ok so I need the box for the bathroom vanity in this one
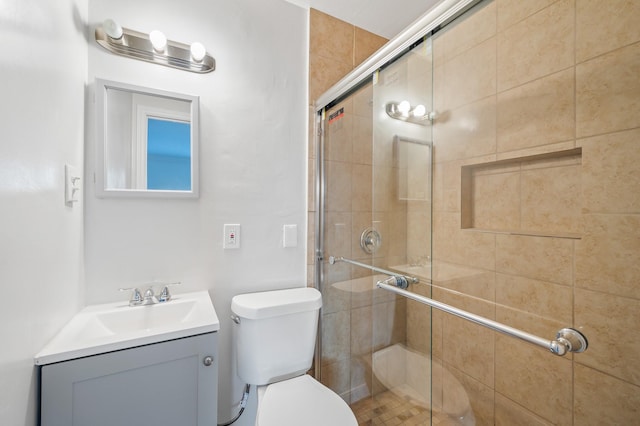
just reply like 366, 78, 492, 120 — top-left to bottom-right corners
35, 291, 219, 426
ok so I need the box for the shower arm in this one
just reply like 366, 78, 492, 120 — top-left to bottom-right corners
328, 256, 419, 285
377, 280, 588, 357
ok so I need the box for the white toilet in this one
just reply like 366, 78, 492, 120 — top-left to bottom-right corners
231, 287, 357, 426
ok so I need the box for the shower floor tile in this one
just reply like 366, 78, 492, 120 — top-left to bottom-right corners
351, 390, 457, 426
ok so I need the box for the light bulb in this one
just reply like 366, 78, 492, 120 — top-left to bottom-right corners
397, 101, 411, 115
190, 42, 206, 62
149, 30, 167, 52
412, 104, 426, 118
103, 18, 123, 40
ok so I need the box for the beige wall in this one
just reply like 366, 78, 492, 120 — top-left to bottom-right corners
311, 0, 640, 424
307, 9, 391, 404
428, 0, 640, 424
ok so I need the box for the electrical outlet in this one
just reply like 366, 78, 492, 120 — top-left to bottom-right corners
223, 224, 240, 249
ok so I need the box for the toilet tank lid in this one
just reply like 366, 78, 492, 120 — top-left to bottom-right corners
231, 287, 321, 320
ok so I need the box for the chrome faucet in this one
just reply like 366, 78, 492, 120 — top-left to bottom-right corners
120, 282, 181, 306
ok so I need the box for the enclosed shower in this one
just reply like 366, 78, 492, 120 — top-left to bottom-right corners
306, 0, 640, 424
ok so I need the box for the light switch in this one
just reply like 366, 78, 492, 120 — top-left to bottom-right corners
223, 224, 240, 249
65, 164, 81, 206
283, 224, 297, 248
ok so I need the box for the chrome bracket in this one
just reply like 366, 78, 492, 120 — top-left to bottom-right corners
550, 328, 588, 356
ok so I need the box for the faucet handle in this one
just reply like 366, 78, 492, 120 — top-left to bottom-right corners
119, 287, 143, 306
157, 282, 181, 302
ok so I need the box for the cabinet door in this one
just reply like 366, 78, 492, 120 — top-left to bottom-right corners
41, 332, 217, 426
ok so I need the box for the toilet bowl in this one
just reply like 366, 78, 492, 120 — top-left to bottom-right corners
232, 287, 357, 426
256, 375, 356, 426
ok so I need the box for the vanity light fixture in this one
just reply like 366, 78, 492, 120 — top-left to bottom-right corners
190, 42, 206, 62
95, 19, 215, 73
149, 30, 167, 52
386, 101, 435, 125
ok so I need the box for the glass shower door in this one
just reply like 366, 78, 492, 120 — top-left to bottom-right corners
366, 38, 438, 425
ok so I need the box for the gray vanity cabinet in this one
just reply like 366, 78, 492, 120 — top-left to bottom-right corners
40, 332, 217, 426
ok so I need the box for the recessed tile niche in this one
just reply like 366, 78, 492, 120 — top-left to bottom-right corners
461, 148, 582, 239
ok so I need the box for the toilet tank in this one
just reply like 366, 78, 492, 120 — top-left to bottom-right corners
231, 287, 322, 386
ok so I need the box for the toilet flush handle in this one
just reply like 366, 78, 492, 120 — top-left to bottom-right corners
231, 314, 240, 324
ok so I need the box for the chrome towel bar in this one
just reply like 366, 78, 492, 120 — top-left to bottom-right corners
377, 281, 588, 357
329, 256, 419, 285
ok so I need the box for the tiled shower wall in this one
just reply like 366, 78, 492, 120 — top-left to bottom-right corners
307, 9, 390, 402
423, 0, 640, 424
307, 9, 387, 284
310, 0, 639, 424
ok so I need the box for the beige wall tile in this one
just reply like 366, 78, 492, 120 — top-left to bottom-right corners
324, 212, 352, 259
372, 166, 393, 212
576, 0, 640, 62
351, 305, 372, 356
349, 356, 370, 402
325, 161, 352, 212
406, 298, 432, 354
472, 170, 521, 230
438, 288, 496, 387
320, 358, 352, 401
433, 96, 497, 162
496, 306, 567, 343
497, 0, 574, 91
442, 37, 497, 110
322, 309, 351, 365
351, 164, 372, 212
446, 365, 495, 426
496, 0, 557, 31
575, 214, 640, 299
574, 363, 640, 425
575, 288, 640, 386
496, 234, 573, 285
495, 140, 576, 162
309, 9, 353, 66
495, 336, 573, 425
431, 309, 444, 361
354, 27, 387, 66
497, 68, 575, 152
373, 300, 406, 350
352, 83, 373, 117
439, 1, 497, 62
441, 315, 495, 388
580, 128, 640, 214
309, 53, 353, 102
576, 42, 640, 137
496, 273, 572, 325
433, 213, 497, 271
352, 116, 373, 165
406, 209, 431, 261
326, 111, 353, 163
520, 164, 582, 234
495, 393, 553, 426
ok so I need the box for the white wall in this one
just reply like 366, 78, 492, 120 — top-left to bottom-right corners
0, 1, 88, 425
86, 1, 308, 424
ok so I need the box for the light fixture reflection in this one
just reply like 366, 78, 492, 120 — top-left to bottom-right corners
386, 101, 434, 125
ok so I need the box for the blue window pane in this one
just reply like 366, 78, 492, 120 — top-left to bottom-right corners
147, 118, 191, 190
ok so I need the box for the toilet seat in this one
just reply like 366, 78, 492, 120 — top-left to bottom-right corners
256, 375, 357, 426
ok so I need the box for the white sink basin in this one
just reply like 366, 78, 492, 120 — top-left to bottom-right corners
35, 291, 219, 365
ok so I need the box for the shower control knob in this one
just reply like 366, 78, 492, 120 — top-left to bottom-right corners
203, 356, 214, 367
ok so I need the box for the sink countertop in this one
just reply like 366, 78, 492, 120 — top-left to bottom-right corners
34, 290, 219, 365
